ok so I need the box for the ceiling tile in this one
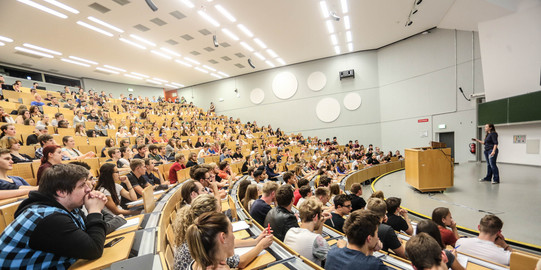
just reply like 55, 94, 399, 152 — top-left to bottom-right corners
88, 2, 111, 13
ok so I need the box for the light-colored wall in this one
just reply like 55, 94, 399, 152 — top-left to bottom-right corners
495, 123, 541, 166
478, 3, 541, 101
1, 74, 77, 93
82, 78, 164, 99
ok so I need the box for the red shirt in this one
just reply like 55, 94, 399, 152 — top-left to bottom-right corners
439, 225, 458, 247
218, 170, 229, 180
293, 189, 302, 206
168, 162, 185, 184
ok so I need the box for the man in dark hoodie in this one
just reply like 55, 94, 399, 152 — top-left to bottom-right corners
0, 163, 108, 268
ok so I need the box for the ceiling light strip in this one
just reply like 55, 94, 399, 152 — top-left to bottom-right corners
347, 43, 353, 52
253, 38, 267, 49
69, 56, 98, 65
215, 5, 236, 22
276, 58, 286, 65
265, 60, 275, 67
221, 28, 239, 41
180, 0, 194, 8
151, 50, 173, 59
197, 11, 220, 27
164, 84, 177, 88
17, 0, 68, 19
184, 57, 200, 65
42, 0, 79, 14
95, 67, 119, 74
171, 82, 184, 87
217, 71, 229, 77
254, 52, 265, 61
325, 20, 334, 34
103, 65, 126, 72
266, 49, 278, 58
340, 0, 348, 13
76, 21, 113, 37
210, 73, 222, 79
146, 79, 162, 85
334, 46, 340, 54
160, 47, 181, 57
0, 36, 14, 43
346, 31, 352, 42
0, 42, 4, 46
23, 43, 62, 55
130, 72, 149, 78
202, 65, 216, 71
88, 16, 124, 33
14, 46, 54, 58
194, 67, 208, 73
129, 34, 156, 47
175, 59, 192, 67
119, 38, 146, 49
152, 78, 168, 83
319, 1, 329, 18
237, 24, 253, 37
61, 58, 90, 67
240, 41, 254, 52
124, 74, 143, 80
344, 16, 350, 30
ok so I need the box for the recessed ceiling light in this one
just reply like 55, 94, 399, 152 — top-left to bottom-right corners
14, 46, 54, 58
344, 16, 350, 30
347, 43, 353, 52
217, 71, 229, 77
164, 84, 177, 88
210, 73, 222, 79
146, 79, 162, 85
17, 0, 68, 19
276, 58, 285, 65
180, 0, 194, 8
95, 67, 119, 74
221, 28, 239, 41
103, 65, 126, 72
346, 31, 352, 42
240, 41, 254, 52
326, 20, 334, 34
61, 58, 90, 67
42, 0, 79, 14
151, 50, 173, 59
334, 46, 340, 54
254, 52, 265, 61
77, 21, 113, 37
152, 77, 168, 83
119, 38, 146, 49
319, 1, 329, 18
160, 47, 181, 57
237, 24, 253, 37
129, 34, 156, 47
0, 36, 14, 43
171, 82, 184, 87
330, 35, 337, 45
215, 5, 236, 22
253, 38, 267, 49
88, 16, 124, 33
340, 0, 348, 13
175, 59, 192, 67
197, 11, 220, 27
184, 57, 200, 65
202, 65, 216, 72
131, 72, 149, 78
124, 74, 143, 80
69, 56, 97, 65
0, 42, 4, 46
194, 67, 209, 73
23, 43, 62, 55
265, 60, 275, 67
266, 49, 277, 58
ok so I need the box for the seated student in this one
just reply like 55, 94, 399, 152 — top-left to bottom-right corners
192, 167, 222, 201
95, 163, 139, 216
30, 93, 45, 107
265, 158, 281, 181
61, 136, 95, 160
232, 146, 243, 161
324, 194, 352, 233
432, 207, 460, 247
100, 138, 115, 157
416, 220, 465, 270
168, 153, 186, 184
36, 145, 63, 184
142, 158, 166, 186
284, 197, 330, 266
349, 183, 366, 211
251, 167, 267, 190
51, 112, 63, 127
179, 180, 207, 206
120, 159, 151, 207
216, 160, 237, 183
241, 184, 258, 213
133, 144, 148, 159
294, 178, 310, 206
297, 185, 313, 208
0, 123, 18, 140
0, 148, 37, 192
219, 147, 231, 162
314, 187, 331, 209
456, 215, 512, 266
325, 210, 386, 270
106, 147, 129, 170
407, 234, 450, 270
148, 144, 166, 164
317, 175, 331, 189
0, 136, 33, 163
385, 197, 413, 235
185, 152, 198, 168
197, 144, 210, 159
264, 184, 299, 241
250, 181, 279, 226
329, 183, 341, 203
175, 196, 273, 270
0, 163, 107, 268
283, 171, 297, 188
26, 125, 47, 146
366, 198, 407, 258
118, 146, 132, 168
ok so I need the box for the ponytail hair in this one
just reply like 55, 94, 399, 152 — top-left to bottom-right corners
186, 212, 230, 269
173, 194, 218, 246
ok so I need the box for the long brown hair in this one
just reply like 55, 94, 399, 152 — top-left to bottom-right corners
186, 212, 230, 269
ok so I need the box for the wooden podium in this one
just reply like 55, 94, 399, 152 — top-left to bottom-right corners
405, 147, 454, 192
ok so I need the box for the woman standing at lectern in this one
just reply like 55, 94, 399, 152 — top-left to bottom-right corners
472, 123, 499, 184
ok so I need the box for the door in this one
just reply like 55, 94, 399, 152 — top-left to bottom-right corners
438, 132, 455, 160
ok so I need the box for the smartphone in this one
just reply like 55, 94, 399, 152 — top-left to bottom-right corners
104, 236, 124, 248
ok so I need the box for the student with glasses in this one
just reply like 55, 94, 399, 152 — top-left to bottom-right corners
324, 194, 352, 233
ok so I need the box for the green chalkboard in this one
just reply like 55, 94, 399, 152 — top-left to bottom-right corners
478, 99, 508, 126
508, 91, 541, 123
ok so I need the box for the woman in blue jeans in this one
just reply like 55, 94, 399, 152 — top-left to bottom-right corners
472, 123, 499, 184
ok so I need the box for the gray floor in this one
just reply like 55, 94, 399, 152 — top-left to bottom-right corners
372, 161, 541, 247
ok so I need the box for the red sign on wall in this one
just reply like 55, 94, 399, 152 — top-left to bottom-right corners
418, 118, 429, 123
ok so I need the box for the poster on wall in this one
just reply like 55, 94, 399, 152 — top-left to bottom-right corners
513, 135, 526, 143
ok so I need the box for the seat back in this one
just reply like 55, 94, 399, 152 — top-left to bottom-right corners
142, 185, 155, 213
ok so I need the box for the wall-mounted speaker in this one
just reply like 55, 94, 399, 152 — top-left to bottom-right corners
339, 69, 355, 80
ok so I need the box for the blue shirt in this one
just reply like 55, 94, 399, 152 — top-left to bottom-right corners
0, 176, 29, 190
249, 199, 271, 226
484, 132, 498, 151
31, 101, 45, 106
325, 247, 387, 270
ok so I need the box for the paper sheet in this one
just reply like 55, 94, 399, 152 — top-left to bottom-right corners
126, 199, 143, 206
232, 221, 250, 232
234, 247, 266, 257
115, 217, 140, 231
456, 254, 468, 268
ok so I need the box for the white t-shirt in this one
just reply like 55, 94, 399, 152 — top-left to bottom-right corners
456, 237, 511, 266
284, 227, 329, 266
99, 183, 123, 208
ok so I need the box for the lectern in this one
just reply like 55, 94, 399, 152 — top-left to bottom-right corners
405, 147, 453, 192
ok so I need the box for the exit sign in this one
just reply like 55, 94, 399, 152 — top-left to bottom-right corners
418, 118, 429, 123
